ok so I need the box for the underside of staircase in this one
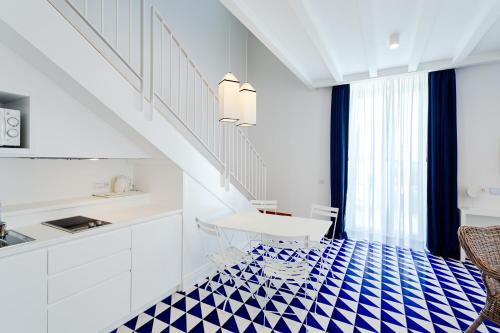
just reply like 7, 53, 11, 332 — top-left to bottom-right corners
0, 0, 267, 211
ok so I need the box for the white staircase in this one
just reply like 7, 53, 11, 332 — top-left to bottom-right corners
45, 0, 267, 201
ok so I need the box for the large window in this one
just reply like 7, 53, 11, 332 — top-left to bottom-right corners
345, 73, 428, 250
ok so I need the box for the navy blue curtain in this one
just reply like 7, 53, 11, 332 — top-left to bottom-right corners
427, 69, 459, 259
330, 84, 350, 239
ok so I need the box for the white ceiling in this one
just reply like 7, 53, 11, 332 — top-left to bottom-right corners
220, 0, 500, 88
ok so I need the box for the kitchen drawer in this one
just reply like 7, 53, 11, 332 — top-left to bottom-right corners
48, 272, 131, 333
48, 250, 131, 304
48, 228, 131, 275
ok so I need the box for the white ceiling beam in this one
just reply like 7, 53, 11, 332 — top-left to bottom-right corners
289, 0, 343, 83
356, 0, 377, 78
408, 0, 441, 72
452, 0, 500, 64
313, 50, 500, 88
219, 0, 314, 89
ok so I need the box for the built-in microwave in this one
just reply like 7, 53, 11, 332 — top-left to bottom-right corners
0, 108, 21, 147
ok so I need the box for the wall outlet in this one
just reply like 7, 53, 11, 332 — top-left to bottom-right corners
93, 182, 110, 189
489, 187, 500, 196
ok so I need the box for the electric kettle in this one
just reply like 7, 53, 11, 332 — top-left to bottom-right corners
113, 175, 131, 193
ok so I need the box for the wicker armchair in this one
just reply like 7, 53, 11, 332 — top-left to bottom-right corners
458, 226, 500, 332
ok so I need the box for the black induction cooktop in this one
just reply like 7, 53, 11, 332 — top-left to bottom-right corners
42, 216, 111, 233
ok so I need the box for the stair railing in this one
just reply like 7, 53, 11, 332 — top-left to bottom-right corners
48, 0, 266, 199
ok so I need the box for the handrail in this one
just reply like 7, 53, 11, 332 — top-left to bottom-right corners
48, 0, 144, 91
150, 6, 223, 167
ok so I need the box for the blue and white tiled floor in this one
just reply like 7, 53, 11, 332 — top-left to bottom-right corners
112, 239, 500, 332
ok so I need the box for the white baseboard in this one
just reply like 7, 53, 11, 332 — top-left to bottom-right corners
180, 238, 248, 291
181, 262, 217, 291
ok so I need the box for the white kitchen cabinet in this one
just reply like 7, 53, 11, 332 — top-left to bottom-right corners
0, 211, 182, 333
131, 214, 182, 310
0, 249, 47, 333
46, 228, 132, 333
47, 228, 131, 274
48, 250, 131, 304
48, 272, 131, 333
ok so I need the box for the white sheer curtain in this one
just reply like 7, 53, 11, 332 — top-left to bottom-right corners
345, 73, 428, 250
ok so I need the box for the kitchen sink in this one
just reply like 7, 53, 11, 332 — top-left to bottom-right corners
0, 230, 35, 249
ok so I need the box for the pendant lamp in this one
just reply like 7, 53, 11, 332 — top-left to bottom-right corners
237, 82, 256, 126
218, 17, 240, 123
218, 72, 240, 122
237, 31, 256, 127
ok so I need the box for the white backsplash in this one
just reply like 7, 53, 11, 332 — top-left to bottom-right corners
0, 158, 134, 206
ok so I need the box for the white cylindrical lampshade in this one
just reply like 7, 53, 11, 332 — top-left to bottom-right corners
237, 82, 256, 127
218, 72, 240, 122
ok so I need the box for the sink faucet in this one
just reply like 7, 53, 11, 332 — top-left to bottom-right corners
0, 222, 6, 238
0, 202, 6, 238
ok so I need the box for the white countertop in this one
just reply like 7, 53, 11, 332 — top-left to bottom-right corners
2, 191, 150, 218
0, 203, 182, 259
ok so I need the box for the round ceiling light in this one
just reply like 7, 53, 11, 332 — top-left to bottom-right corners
389, 33, 400, 49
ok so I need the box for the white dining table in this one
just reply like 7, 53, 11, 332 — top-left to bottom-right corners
211, 211, 332, 242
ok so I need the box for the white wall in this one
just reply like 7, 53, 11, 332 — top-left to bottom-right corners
0, 158, 133, 205
0, 156, 186, 210
133, 158, 182, 209
0, 42, 149, 159
182, 172, 248, 288
457, 62, 500, 210
247, 36, 332, 217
